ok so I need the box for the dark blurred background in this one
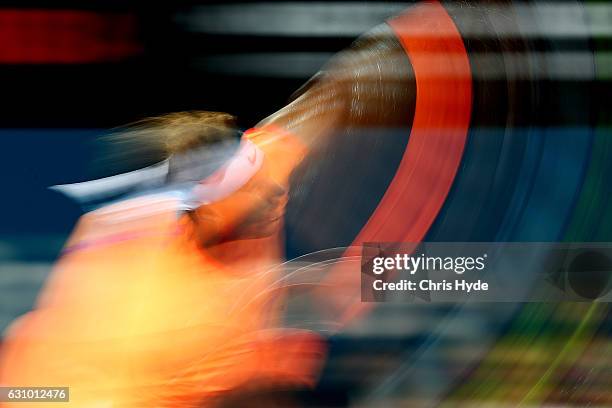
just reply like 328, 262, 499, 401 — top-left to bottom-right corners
0, 1, 407, 238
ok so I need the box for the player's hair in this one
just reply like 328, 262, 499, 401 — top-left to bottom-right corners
96, 111, 238, 175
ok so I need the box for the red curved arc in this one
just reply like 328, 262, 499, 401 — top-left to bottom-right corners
353, 0, 472, 245
325, 1, 473, 325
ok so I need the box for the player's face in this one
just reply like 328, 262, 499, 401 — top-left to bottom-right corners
192, 165, 287, 246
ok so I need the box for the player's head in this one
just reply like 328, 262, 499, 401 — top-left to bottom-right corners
102, 110, 239, 176
104, 110, 285, 246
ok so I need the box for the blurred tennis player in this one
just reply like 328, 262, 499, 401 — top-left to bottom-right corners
0, 112, 326, 407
